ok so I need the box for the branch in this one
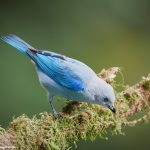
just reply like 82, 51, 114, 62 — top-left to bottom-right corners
0, 67, 150, 150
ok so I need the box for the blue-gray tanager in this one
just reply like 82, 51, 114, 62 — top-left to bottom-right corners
2, 35, 116, 116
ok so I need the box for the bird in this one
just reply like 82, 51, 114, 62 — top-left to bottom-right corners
2, 34, 116, 117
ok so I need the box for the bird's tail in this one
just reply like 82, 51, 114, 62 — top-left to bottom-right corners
1, 34, 34, 55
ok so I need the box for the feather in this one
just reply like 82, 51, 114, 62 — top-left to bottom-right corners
2, 35, 84, 91
35, 52, 84, 91
1, 34, 33, 54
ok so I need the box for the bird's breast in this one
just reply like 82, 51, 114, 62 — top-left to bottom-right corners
36, 67, 95, 102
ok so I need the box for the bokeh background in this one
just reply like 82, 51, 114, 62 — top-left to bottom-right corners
0, 0, 150, 149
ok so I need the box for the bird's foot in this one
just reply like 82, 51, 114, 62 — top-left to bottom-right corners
49, 100, 64, 120
57, 113, 64, 120
53, 112, 64, 120
51, 109, 64, 120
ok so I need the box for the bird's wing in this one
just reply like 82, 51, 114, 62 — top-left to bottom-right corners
33, 50, 84, 91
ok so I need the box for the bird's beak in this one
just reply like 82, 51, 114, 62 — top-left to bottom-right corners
108, 105, 116, 113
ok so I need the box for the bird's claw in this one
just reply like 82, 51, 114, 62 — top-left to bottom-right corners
53, 112, 64, 120
51, 108, 64, 120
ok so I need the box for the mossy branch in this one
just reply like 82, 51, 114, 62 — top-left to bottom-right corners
0, 67, 150, 150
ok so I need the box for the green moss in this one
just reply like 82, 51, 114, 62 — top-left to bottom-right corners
1, 100, 148, 149
123, 89, 140, 106
7, 104, 124, 150
2, 73, 149, 150
124, 93, 132, 101
143, 80, 150, 91
0, 126, 5, 135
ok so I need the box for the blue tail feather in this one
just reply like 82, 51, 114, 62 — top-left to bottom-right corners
1, 34, 34, 55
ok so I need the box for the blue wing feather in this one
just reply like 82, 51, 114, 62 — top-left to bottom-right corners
2, 35, 84, 91
35, 52, 84, 91
2, 34, 84, 91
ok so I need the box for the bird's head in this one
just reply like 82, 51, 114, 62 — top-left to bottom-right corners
94, 80, 116, 113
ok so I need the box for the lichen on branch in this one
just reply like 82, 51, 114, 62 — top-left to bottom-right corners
0, 67, 150, 150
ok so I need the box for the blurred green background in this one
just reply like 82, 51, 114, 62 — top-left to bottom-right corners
0, 0, 150, 149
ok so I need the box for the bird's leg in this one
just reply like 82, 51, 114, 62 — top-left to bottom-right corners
48, 94, 63, 119
48, 94, 57, 116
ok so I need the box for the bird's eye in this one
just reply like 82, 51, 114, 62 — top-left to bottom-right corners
104, 97, 109, 103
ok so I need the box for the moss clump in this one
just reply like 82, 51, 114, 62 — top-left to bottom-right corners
1, 69, 150, 150
7, 104, 123, 150
124, 93, 132, 101
143, 74, 150, 91
0, 126, 5, 135
123, 89, 140, 106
